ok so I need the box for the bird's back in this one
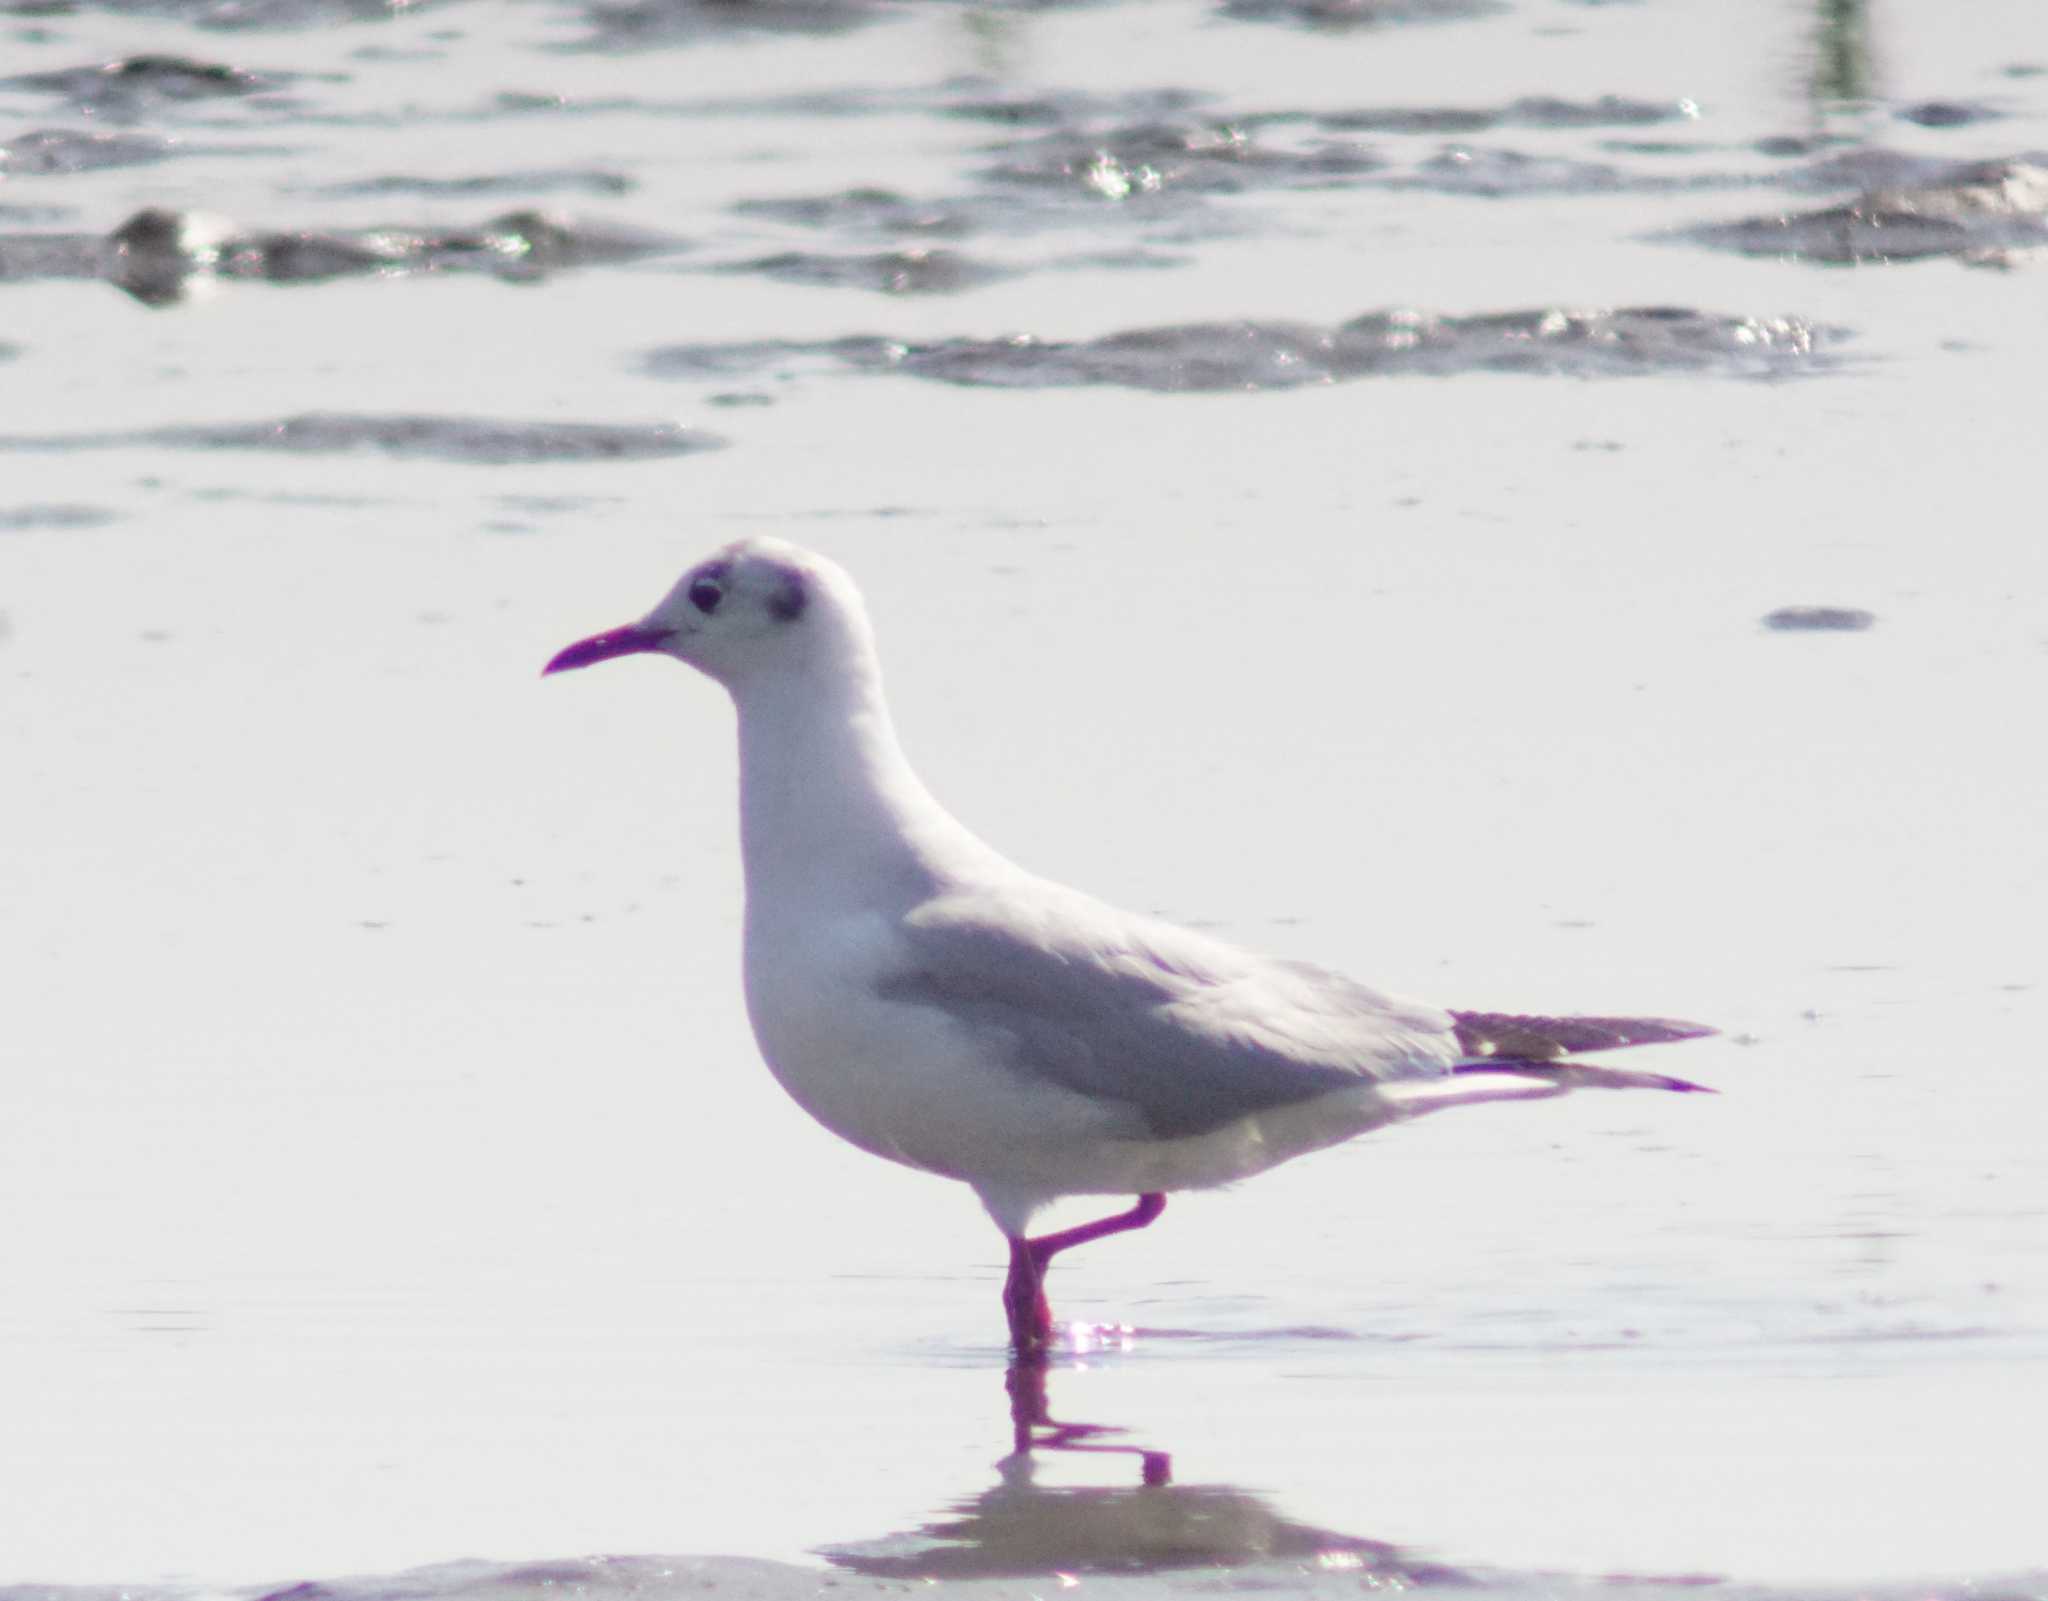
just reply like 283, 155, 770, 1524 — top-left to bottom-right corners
876, 873, 1464, 1141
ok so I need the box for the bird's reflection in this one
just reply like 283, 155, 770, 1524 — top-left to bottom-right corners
824, 1353, 1461, 1582
1005, 1353, 1172, 1484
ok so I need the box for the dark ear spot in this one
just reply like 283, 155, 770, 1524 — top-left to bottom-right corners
768, 569, 808, 622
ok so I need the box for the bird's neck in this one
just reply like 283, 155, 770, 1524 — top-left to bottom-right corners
732, 652, 986, 918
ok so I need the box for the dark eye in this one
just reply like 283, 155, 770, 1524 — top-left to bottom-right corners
688, 578, 723, 614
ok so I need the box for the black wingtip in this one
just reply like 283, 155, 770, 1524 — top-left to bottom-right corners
1450, 1010, 1718, 1060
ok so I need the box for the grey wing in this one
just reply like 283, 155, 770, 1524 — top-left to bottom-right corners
878, 884, 1460, 1140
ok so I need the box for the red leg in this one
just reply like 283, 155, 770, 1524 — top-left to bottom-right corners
1004, 1193, 1166, 1358
1003, 1238, 1054, 1352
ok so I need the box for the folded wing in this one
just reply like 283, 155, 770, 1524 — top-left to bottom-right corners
878, 882, 1462, 1140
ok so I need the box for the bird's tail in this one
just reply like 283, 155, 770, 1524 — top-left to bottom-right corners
1448, 1009, 1718, 1094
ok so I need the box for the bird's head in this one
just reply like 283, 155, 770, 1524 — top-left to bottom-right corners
543, 537, 855, 690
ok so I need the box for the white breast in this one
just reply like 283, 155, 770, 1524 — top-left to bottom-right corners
741, 907, 1139, 1186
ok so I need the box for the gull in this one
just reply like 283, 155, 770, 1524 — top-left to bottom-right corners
544, 539, 1714, 1355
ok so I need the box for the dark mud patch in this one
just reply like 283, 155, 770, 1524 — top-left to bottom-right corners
1776, 148, 1987, 194
1218, 0, 1507, 28
557, 0, 896, 52
713, 246, 1015, 295
646, 306, 1842, 393
486, 84, 925, 124
1896, 100, 2004, 129
1392, 146, 1638, 198
0, 207, 683, 306
4, 54, 289, 118
492, 493, 630, 517
17, 0, 449, 29
0, 230, 108, 286
1762, 606, 1877, 632
731, 188, 976, 240
729, 182, 1221, 254
0, 414, 725, 466
1310, 93, 1698, 135
985, 118, 1382, 202
950, 92, 1727, 224
577, 88, 1721, 256
943, 86, 1209, 132
0, 503, 121, 530
1681, 157, 2048, 266
0, 127, 178, 178
318, 170, 636, 200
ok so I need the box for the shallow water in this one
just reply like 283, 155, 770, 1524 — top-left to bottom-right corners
3, 0, 2047, 1595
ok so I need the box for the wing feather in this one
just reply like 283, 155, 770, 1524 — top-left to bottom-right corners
1450, 1010, 1718, 1061
876, 882, 1459, 1140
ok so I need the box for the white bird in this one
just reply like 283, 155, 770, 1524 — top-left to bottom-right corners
544, 538, 1714, 1355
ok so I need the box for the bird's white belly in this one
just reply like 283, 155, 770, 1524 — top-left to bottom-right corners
743, 921, 1129, 1186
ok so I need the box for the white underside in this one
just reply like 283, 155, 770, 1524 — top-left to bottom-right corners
744, 932, 1572, 1238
